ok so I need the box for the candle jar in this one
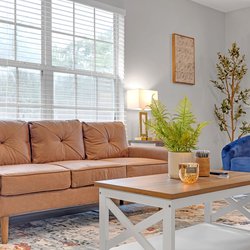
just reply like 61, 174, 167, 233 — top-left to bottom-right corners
179, 163, 199, 184
195, 150, 210, 177
195, 157, 210, 177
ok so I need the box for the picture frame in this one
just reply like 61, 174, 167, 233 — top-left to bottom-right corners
172, 33, 195, 85
139, 111, 148, 139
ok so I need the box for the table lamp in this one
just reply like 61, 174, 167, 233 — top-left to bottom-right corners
127, 89, 158, 140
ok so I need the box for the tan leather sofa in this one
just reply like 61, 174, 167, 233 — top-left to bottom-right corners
0, 120, 168, 243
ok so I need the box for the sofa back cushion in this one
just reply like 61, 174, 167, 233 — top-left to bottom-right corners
30, 120, 85, 163
0, 120, 31, 165
83, 122, 128, 160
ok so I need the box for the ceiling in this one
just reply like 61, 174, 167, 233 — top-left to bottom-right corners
191, 0, 250, 12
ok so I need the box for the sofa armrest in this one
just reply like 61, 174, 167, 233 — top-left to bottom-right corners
128, 146, 168, 161
221, 144, 233, 170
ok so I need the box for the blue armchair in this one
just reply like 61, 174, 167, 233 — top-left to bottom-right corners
221, 135, 250, 172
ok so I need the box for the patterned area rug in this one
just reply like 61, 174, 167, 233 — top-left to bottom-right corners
0, 200, 249, 250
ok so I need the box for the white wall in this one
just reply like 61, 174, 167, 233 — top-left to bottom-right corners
95, 0, 226, 167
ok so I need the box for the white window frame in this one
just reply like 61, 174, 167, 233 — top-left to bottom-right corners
0, 0, 125, 121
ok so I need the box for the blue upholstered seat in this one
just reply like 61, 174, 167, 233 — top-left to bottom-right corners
221, 135, 250, 172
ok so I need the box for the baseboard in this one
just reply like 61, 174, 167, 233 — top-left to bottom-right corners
10, 203, 99, 226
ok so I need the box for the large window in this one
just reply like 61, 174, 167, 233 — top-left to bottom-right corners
0, 0, 125, 121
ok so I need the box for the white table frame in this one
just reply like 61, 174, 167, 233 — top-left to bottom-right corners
99, 186, 250, 250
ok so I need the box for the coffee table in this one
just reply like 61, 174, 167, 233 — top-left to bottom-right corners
95, 172, 250, 250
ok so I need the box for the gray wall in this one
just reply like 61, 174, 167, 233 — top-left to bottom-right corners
225, 8, 250, 90
95, 0, 226, 167
223, 8, 250, 163
223, 8, 250, 147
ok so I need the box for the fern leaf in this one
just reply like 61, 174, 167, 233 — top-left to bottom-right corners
147, 97, 208, 152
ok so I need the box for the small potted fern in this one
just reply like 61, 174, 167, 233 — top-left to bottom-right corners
147, 97, 208, 179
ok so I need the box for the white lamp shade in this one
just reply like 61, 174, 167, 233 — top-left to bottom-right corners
127, 89, 158, 110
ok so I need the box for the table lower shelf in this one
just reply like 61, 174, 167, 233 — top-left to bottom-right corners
111, 223, 250, 250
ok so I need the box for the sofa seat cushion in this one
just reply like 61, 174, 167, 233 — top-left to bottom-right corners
30, 120, 85, 163
103, 158, 168, 177
82, 122, 128, 160
231, 157, 250, 172
0, 164, 71, 196
0, 120, 31, 165
52, 160, 126, 188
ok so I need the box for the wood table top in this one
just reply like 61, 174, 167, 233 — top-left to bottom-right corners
95, 172, 250, 199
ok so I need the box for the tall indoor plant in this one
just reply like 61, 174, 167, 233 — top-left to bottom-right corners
211, 42, 250, 142
147, 97, 208, 178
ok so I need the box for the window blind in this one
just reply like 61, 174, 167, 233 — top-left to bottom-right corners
0, 0, 125, 121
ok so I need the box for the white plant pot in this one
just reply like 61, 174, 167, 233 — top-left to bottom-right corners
168, 152, 194, 179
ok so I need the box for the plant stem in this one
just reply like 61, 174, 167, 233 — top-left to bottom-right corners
230, 63, 236, 142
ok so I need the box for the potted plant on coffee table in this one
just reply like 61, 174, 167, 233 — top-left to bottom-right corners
147, 97, 208, 179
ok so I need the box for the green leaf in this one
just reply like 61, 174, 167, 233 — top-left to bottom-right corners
147, 97, 208, 152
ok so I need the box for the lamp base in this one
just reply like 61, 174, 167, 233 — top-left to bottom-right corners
139, 111, 148, 139
134, 136, 153, 141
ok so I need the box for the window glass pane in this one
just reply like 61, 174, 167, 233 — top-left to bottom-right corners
0, 23, 15, 60
97, 111, 115, 121
77, 75, 96, 108
97, 78, 114, 109
17, 0, 41, 28
52, 33, 73, 67
75, 38, 94, 71
96, 41, 114, 73
17, 26, 41, 63
0, 107, 17, 120
0, 66, 16, 104
18, 107, 41, 120
54, 72, 75, 106
54, 108, 75, 120
19, 68, 41, 104
118, 15, 125, 79
0, 0, 14, 22
75, 4, 94, 39
95, 9, 113, 42
77, 110, 97, 121
52, 0, 73, 34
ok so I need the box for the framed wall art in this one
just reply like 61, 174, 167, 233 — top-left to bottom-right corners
172, 33, 195, 85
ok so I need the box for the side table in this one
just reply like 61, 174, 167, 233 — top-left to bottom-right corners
128, 139, 164, 147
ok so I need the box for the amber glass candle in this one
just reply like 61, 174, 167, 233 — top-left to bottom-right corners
179, 163, 199, 184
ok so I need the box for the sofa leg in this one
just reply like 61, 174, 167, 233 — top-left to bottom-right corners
1, 217, 9, 244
